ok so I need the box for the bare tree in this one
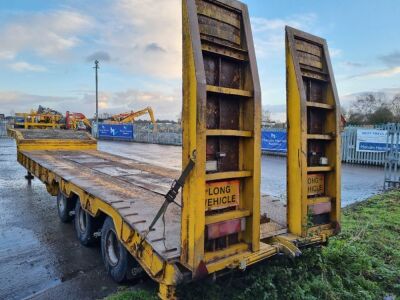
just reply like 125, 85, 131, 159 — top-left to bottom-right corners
262, 109, 272, 124
368, 106, 394, 124
348, 93, 389, 125
391, 94, 400, 122
176, 113, 182, 124
350, 93, 386, 115
340, 105, 348, 119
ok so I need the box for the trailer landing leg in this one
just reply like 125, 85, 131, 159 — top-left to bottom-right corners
158, 284, 176, 300
24, 171, 34, 183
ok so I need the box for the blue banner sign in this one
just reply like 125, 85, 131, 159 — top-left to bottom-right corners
98, 123, 134, 140
15, 116, 25, 123
261, 130, 287, 153
356, 129, 387, 152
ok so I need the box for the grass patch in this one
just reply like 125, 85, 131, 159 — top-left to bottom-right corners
107, 289, 157, 300
108, 191, 400, 299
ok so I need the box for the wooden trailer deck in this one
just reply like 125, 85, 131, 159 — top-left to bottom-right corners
22, 148, 183, 261
21, 148, 288, 258
12, 129, 289, 263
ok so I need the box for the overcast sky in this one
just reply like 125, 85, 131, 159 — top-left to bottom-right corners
0, 0, 399, 121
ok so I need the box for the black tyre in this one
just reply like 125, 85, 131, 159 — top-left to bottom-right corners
101, 217, 143, 283
57, 191, 74, 223
74, 200, 96, 246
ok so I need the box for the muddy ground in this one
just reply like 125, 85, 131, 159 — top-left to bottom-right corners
0, 138, 385, 299
0, 139, 154, 300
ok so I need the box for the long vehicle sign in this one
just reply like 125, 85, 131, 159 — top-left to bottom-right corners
205, 180, 240, 211
307, 174, 324, 196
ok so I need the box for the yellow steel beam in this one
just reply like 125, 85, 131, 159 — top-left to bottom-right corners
205, 209, 250, 225
17, 140, 97, 151
286, 26, 341, 237
181, 0, 207, 272
182, 0, 261, 275
206, 85, 253, 97
204, 243, 248, 263
18, 152, 182, 289
205, 170, 251, 181
10, 129, 97, 152
205, 129, 253, 137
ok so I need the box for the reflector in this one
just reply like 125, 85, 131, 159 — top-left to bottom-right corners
206, 218, 245, 240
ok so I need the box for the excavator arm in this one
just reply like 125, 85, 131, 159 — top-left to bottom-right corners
66, 111, 92, 131
110, 107, 157, 131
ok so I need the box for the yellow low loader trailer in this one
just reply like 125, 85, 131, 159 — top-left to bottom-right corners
9, 1, 341, 299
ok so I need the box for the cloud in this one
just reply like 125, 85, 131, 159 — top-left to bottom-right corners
86, 50, 111, 62
263, 104, 286, 122
96, 0, 181, 79
340, 88, 400, 107
348, 66, 400, 79
0, 86, 181, 120
0, 9, 93, 60
263, 104, 286, 113
345, 50, 400, 79
0, 1, 180, 79
252, 13, 317, 32
379, 87, 400, 96
379, 50, 400, 67
251, 13, 317, 58
145, 43, 166, 53
329, 48, 342, 58
107, 89, 180, 120
0, 91, 76, 115
81, 91, 112, 110
342, 61, 365, 68
90, 88, 181, 120
0, 50, 15, 61
8, 61, 47, 72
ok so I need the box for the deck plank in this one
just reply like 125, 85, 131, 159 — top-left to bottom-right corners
21, 150, 288, 260
22, 150, 182, 261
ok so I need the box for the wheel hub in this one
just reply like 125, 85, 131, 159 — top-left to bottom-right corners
78, 208, 87, 232
58, 196, 65, 212
106, 230, 120, 266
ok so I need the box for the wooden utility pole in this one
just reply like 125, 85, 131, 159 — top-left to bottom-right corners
94, 60, 99, 136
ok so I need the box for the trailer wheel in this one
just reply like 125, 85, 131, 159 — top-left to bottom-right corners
101, 217, 143, 283
74, 200, 95, 246
57, 191, 73, 223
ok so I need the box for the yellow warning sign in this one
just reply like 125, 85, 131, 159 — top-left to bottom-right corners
205, 180, 240, 211
307, 174, 324, 196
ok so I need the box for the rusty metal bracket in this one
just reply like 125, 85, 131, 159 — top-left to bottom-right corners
270, 236, 302, 258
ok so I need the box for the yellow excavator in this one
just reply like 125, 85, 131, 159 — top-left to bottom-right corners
107, 107, 157, 131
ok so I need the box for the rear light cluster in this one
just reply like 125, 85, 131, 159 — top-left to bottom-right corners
205, 218, 245, 252
207, 218, 245, 239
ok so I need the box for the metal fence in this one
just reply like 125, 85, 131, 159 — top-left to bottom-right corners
136, 125, 395, 165
0, 121, 8, 138
384, 124, 400, 189
94, 123, 183, 145
341, 127, 386, 165
134, 129, 182, 145
93, 122, 400, 166
133, 124, 182, 145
